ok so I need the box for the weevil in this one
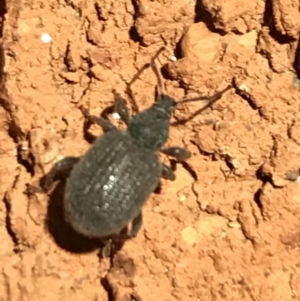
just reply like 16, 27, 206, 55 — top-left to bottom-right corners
42, 47, 231, 241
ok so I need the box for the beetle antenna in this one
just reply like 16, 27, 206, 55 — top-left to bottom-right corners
149, 46, 166, 96
172, 84, 232, 125
125, 47, 167, 112
177, 84, 232, 105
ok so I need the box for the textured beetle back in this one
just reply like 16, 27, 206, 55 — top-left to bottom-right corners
64, 130, 162, 238
128, 106, 171, 150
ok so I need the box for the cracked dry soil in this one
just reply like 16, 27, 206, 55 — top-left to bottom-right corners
0, 0, 300, 300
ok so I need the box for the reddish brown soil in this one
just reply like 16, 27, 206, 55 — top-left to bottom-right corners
0, 0, 300, 300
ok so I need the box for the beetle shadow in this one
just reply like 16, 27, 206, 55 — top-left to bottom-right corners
45, 180, 106, 254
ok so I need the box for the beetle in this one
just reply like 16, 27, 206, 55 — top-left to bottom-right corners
42, 47, 231, 241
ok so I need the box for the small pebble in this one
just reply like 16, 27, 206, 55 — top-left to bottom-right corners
170, 56, 177, 62
181, 226, 198, 245
179, 194, 186, 202
239, 83, 250, 92
221, 231, 227, 238
228, 221, 241, 229
153, 206, 161, 213
56, 155, 65, 161
41, 33, 52, 43
285, 170, 300, 182
112, 112, 121, 120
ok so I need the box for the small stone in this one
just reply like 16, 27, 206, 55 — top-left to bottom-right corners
112, 112, 121, 120
153, 206, 161, 213
181, 22, 221, 64
239, 83, 250, 92
179, 194, 187, 202
228, 221, 241, 229
181, 226, 198, 245
41, 33, 52, 43
285, 170, 300, 182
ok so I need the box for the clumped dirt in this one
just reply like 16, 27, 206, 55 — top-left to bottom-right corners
0, 0, 300, 300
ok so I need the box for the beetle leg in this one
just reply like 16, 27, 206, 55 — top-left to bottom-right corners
112, 90, 131, 125
100, 212, 143, 257
100, 238, 114, 258
80, 105, 117, 132
43, 156, 80, 191
128, 212, 143, 238
161, 163, 176, 181
160, 146, 191, 161
108, 212, 143, 243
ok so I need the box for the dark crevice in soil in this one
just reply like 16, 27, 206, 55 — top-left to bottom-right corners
0, 0, 6, 39
6, 118, 23, 143
129, 0, 143, 44
64, 0, 82, 17
269, 134, 278, 164
101, 277, 115, 301
129, 26, 142, 44
3, 173, 22, 252
0, 0, 6, 92
94, 2, 106, 22
262, 0, 294, 44
0, 41, 5, 90
223, 155, 235, 172
85, 22, 98, 46
160, 64, 175, 81
173, 36, 184, 60
253, 188, 263, 212
3, 194, 19, 250
293, 36, 300, 78
71, 70, 93, 105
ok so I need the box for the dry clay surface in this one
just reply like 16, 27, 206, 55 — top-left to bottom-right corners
0, 0, 300, 300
